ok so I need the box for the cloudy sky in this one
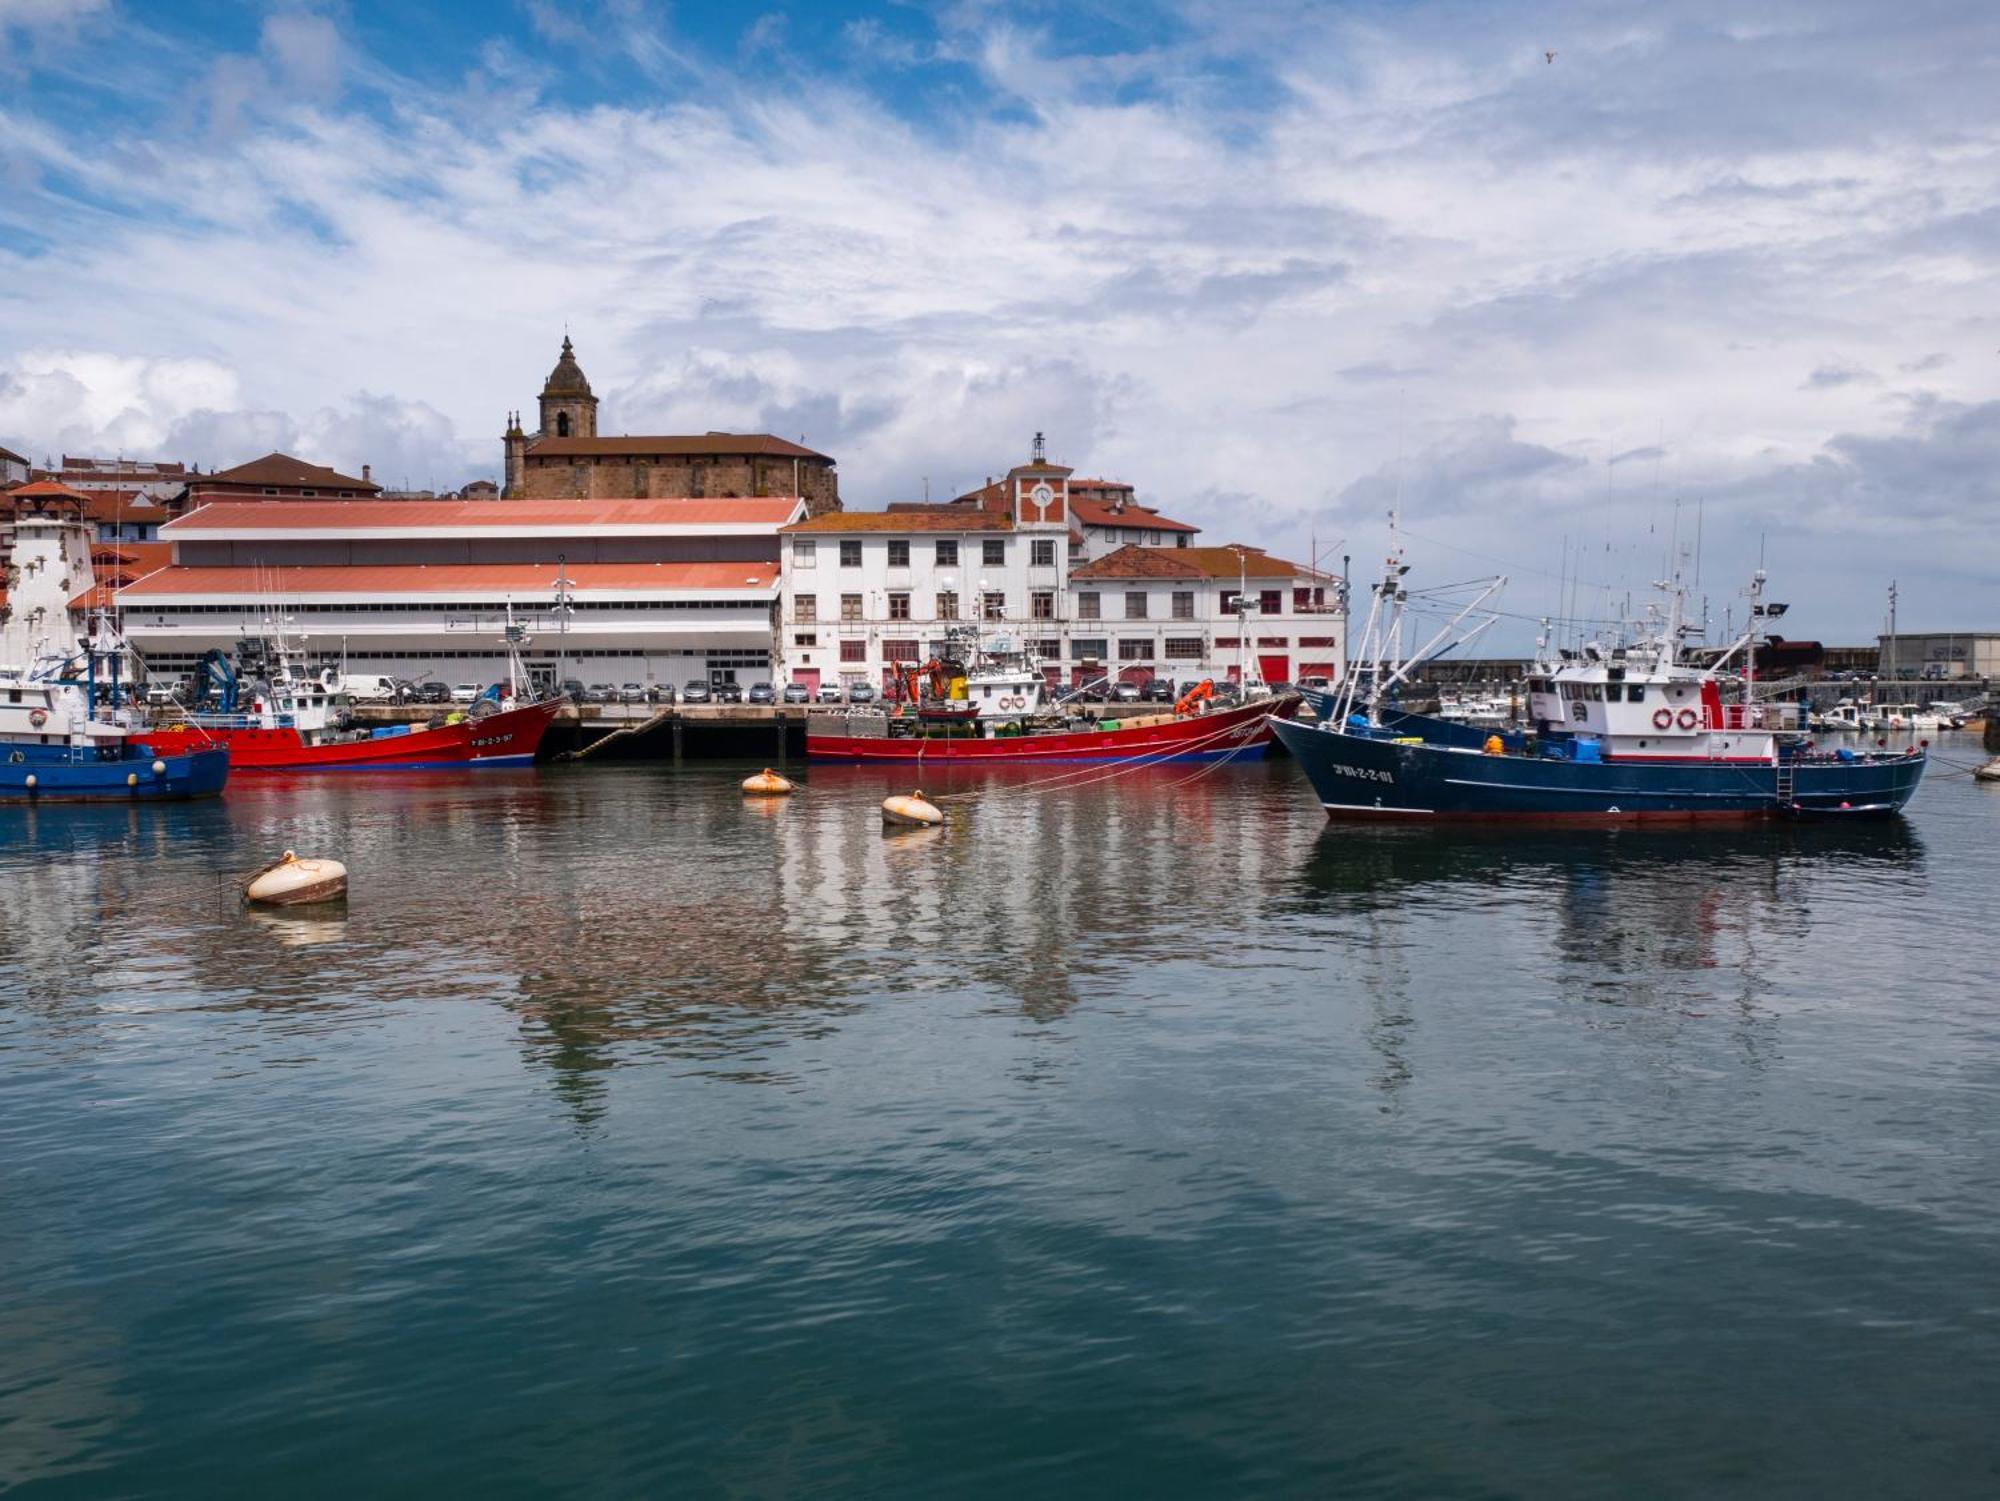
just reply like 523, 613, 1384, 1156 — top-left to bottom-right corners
2, 0, 1995, 642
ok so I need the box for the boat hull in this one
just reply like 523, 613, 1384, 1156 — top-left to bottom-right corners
1271, 718, 1926, 822
1, 744, 229, 802
138, 699, 565, 771
809, 697, 1295, 763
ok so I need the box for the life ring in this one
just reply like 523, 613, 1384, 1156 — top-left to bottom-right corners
1676, 708, 1699, 730
28, 708, 48, 728
1652, 708, 1673, 730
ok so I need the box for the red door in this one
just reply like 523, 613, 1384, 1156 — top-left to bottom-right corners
1296, 661, 1335, 683
1258, 653, 1290, 684
1118, 665, 1151, 685
793, 667, 820, 692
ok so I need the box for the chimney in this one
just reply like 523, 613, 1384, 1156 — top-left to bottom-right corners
362, 464, 372, 483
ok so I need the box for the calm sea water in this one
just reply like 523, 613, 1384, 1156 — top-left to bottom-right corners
4, 742, 1999, 1498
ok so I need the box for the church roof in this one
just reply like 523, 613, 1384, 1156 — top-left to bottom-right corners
528, 433, 831, 461
541, 336, 595, 398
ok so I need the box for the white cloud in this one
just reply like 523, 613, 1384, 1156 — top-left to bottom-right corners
1, 0, 1996, 636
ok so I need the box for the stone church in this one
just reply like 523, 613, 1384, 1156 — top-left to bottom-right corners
502, 337, 841, 514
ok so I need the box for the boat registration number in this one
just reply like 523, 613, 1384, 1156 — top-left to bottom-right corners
1329, 763, 1394, 783
470, 734, 512, 748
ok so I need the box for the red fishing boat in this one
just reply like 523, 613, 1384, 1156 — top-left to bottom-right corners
142, 695, 565, 771
814, 628, 1294, 762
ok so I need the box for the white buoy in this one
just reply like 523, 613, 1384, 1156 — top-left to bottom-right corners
243, 849, 350, 907
24, 774, 36, 789
882, 789, 944, 827
741, 768, 795, 796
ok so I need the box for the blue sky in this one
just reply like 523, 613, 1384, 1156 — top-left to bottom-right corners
2, 0, 1997, 642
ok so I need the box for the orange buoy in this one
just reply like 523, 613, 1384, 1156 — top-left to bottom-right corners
741, 768, 795, 796
882, 790, 944, 827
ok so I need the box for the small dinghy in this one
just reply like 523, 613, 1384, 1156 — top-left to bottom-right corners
243, 850, 349, 907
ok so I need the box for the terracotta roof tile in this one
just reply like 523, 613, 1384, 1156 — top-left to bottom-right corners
166, 497, 803, 532
780, 510, 1013, 534
1071, 543, 1320, 581
198, 452, 381, 492
527, 433, 830, 461
1069, 497, 1199, 532
119, 562, 780, 599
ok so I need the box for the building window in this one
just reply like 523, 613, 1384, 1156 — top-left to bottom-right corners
299, 488, 317, 498
883, 639, 919, 662
1118, 638, 1152, 661
1176, 535, 1189, 549
1146, 530, 1161, 545
983, 539, 1005, 566
1033, 639, 1060, 658
1077, 591, 1100, 620
840, 640, 866, 662
935, 591, 959, 620
1030, 591, 1055, 620
1031, 539, 1055, 567
794, 632, 818, 647
1260, 589, 1282, 615
792, 538, 816, 568
556, 412, 571, 437
1219, 590, 1241, 616
1172, 591, 1195, 619
935, 539, 958, 567
1070, 638, 1109, 661
888, 592, 911, 620
888, 539, 910, 567
1294, 587, 1315, 612
841, 593, 863, 621
1165, 637, 1203, 659
1124, 591, 1148, 619
794, 595, 817, 622
982, 592, 1006, 620
840, 540, 862, 567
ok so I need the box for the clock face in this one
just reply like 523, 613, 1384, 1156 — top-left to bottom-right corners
1030, 482, 1054, 518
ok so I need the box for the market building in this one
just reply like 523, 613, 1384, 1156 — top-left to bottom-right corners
119, 496, 801, 692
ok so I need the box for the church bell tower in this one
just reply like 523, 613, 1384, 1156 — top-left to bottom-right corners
538, 335, 598, 441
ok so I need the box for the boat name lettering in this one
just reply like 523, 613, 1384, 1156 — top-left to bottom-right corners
470, 734, 511, 748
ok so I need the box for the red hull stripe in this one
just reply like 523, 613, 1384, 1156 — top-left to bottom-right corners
808, 701, 1288, 762
141, 700, 563, 770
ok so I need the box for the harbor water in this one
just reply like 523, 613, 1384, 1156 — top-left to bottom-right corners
4, 745, 1999, 1496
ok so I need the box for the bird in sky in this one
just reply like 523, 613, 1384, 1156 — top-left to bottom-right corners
1545, 50, 1557, 63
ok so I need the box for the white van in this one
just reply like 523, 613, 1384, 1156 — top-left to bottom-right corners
334, 674, 400, 702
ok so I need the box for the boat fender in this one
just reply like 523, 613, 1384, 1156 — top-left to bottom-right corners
23, 774, 35, 789
1652, 708, 1674, 730
152, 760, 166, 775
1676, 708, 1698, 730
1483, 734, 1505, 755
126, 773, 137, 787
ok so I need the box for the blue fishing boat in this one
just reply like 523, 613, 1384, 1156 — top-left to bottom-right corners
2, 486, 229, 802
1273, 552, 1924, 823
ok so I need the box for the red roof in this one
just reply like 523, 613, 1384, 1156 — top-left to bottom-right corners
119, 561, 780, 598
1071, 543, 1323, 582
7, 479, 88, 500
196, 452, 381, 492
527, 433, 831, 461
780, 509, 1013, 534
1070, 497, 1199, 533
166, 497, 803, 532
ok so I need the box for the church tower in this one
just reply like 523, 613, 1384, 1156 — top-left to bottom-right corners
538, 335, 598, 442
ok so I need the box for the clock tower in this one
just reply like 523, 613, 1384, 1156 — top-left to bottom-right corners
1006, 431, 1071, 529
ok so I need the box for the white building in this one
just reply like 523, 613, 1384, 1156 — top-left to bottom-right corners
777, 454, 1074, 695
0, 443, 29, 489
776, 449, 1344, 692
947, 473, 1201, 562
119, 496, 801, 693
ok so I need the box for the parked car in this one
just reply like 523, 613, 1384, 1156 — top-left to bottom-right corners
847, 682, 877, 704
1141, 678, 1175, 703
748, 682, 776, 705
584, 683, 616, 703
715, 681, 745, 704
451, 682, 482, 703
815, 684, 845, 704
682, 680, 713, 704
558, 678, 586, 704
618, 682, 647, 703
782, 683, 811, 704
414, 681, 451, 705
1111, 681, 1143, 704
645, 683, 677, 705
1297, 675, 1332, 693
1211, 680, 1243, 704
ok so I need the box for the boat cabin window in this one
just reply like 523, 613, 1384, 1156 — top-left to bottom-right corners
1627, 683, 1644, 702
1605, 683, 1623, 702
7, 689, 18, 703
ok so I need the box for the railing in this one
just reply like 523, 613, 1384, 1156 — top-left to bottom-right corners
1713, 703, 1803, 731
